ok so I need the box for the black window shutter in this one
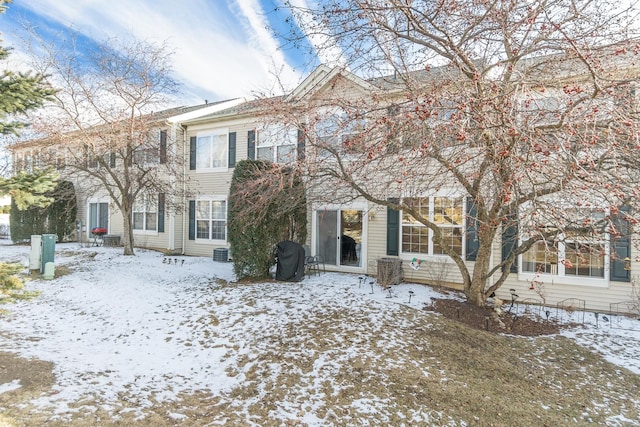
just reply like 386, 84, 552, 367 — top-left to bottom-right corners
228, 132, 236, 167
109, 152, 116, 168
297, 125, 306, 161
247, 130, 256, 160
466, 197, 479, 261
159, 130, 167, 164
189, 136, 197, 170
501, 213, 518, 273
157, 193, 165, 233
610, 205, 631, 282
387, 198, 400, 256
188, 200, 196, 240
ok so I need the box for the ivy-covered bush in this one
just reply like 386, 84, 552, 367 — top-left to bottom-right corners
228, 160, 307, 280
10, 180, 77, 242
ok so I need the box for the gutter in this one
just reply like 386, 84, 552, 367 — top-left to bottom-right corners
181, 123, 187, 255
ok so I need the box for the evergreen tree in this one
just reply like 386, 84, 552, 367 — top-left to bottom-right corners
0, 1, 55, 136
0, 0, 58, 208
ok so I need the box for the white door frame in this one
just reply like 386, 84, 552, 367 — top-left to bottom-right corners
311, 202, 368, 273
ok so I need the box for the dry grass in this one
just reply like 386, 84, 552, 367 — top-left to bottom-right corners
0, 298, 638, 426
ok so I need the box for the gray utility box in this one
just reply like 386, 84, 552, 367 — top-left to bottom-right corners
41, 234, 56, 273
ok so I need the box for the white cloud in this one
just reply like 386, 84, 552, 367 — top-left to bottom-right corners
3, 0, 307, 103
286, 0, 348, 69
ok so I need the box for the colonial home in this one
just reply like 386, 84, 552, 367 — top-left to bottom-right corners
9, 61, 639, 314
258, 62, 639, 314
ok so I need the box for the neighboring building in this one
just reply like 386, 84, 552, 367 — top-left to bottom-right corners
9, 99, 244, 252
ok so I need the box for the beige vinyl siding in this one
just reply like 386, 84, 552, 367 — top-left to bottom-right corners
74, 192, 89, 243
365, 207, 388, 276
367, 207, 468, 289
183, 120, 257, 257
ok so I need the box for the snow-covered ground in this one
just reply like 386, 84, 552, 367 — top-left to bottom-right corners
0, 242, 638, 424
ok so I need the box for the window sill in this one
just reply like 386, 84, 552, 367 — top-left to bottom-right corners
195, 167, 228, 173
195, 238, 227, 245
518, 272, 609, 288
133, 230, 158, 236
400, 254, 457, 263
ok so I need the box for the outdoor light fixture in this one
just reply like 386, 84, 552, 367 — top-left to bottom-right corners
624, 257, 631, 271
407, 290, 414, 303
508, 288, 518, 313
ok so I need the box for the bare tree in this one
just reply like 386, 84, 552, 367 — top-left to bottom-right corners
25, 34, 182, 255
271, 0, 640, 306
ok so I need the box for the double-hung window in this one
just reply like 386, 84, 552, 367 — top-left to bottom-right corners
257, 125, 297, 163
196, 198, 227, 241
315, 112, 366, 155
401, 196, 464, 256
132, 194, 157, 232
521, 210, 608, 285
196, 129, 228, 170
522, 229, 606, 279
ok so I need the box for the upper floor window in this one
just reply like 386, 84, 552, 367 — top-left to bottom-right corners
136, 129, 167, 165
315, 112, 366, 155
256, 125, 298, 163
196, 129, 228, 170
401, 196, 464, 256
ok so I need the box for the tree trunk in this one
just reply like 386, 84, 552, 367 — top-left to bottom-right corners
464, 232, 495, 306
121, 203, 135, 256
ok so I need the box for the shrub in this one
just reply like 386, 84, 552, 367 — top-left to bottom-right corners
228, 160, 306, 280
10, 180, 77, 242
0, 262, 39, 307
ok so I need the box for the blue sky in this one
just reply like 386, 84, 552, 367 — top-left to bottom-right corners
1, 0, 329, 105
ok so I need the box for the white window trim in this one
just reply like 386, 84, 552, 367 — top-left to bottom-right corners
195, 195, 227, 244
87, 198, 110, 238
196, 128, 229, 172
132, 194, 158, 235
314, 109, 367, 157
517, 205, 611, 287
399, 194, 466, 259
256, 124, 298, 164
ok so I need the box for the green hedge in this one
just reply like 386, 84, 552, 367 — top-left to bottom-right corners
10, 180, 77, 242
228, 160, 306, 280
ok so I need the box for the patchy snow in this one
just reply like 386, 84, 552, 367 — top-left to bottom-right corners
0, 379, 21, 394
0, 242, 638, 423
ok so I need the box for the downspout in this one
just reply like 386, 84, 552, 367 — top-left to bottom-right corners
181, 123, 188, 255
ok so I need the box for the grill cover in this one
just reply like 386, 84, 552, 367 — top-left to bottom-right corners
275, 240, 305, 282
